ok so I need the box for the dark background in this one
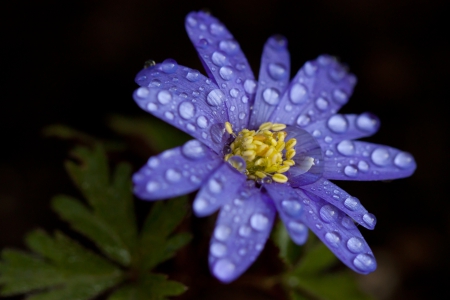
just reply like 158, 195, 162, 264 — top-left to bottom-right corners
1, 0, 449, 299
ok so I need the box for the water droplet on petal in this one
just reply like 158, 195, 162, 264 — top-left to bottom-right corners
325, 232, 341, 247
296, 114, 310, 127
219, 66, 234, 81
236, 63, 246, 71
211, 51, 229, 66
319, 204, 338, 223
157, 90, 172, 105
227, 156, 246, 173
268, 63, 288, 80
186, 69, 200, 82
315, 97, 329, 111
196, 116, 208, 128
281, 200, 302, 217
337, 140, 356, 156
250, 213, 269, 231
394, 152, 414, 169
150, 79, 161, 87
182, 140, 205, 160
165, 169, 181, 182
147, 102, 158, 112
329, 65, 347, 82
164, 111, 174, 120
214, 225, 231, 241
210, 23, 225, 35
197, 38, 209, 49
344, 165, 358, 177
213, 259, 236, 282
347, 237, 365, 253
229, 88, 239, 98
239, 225, 251, 237
341, 216, 356, 229
262, 88, 280, 105
193, 197, 208, 213
161, 58, 178, 74
186, 16, 197, 27
353, 254, 377, 273
327, 115, 348, 133
304, 61, 317, 77
371, 148, 391, 166
244, 79, 257, 94
358, 160, 369, 172
208, 178, 222, 193
146, 181, 159, 192
219, 39, 239, 55
241, 95, 248, 103
147, 157, 159, 168
344, 196, 360, 211
289, 83, 308, 104
318, 55, 332, 65
268, 35, 287, 49
356, 113, 379, 132
136, 87, 149, 98
207, 89, 226, 106
211, 243, 227, 257
238, 112, 246, 120
332, 89, 349, 104
363, 213, 377, 228
178, 101, 196, 119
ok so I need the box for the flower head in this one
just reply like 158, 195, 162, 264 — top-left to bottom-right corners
132, 11, 416, 283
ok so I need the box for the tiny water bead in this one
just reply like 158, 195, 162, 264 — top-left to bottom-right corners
224, 121, 297, 183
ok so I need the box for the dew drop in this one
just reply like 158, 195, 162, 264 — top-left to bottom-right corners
250, 213, 269, 231
284, 104, 292, 112
210, 23, 225, 35
267, 63, 287, 80
208, 178, 222, 194
289, 83, 308, 104
325, 232, 341, 247
227, 156, 246, 173
329, 65, 346, 82
344, 196, 360, 211
147, 102, 158, 112
281, 200, 302, 217
336, 140, 355, 156
327, 115, 348, 133
353, 254, 377, 273
211, 51, 229, 66
236, 63, 246, 71
164, 111, 174, 120
332, 89, 349, 104
358, 160, 369, 172
165, 169, 181, 182
356, 113, 379, 132
219, 39, 239, 55
312, 130, 321, 137
186, 15, 197, 27
287, 221, 308, 244
262, 88, 280, 105
244, 79, 257, 94
319, 204, 338, 223
315, 97, 329, 111
186, 69, 200, 82
161, 58, 178, 74
347, 237, 365, 253
196, 116, 208, 128
341, 216, 356, 229
241, 95, 249, 103
239, 225, 251, 237
147, 157, 159, 168
211, 243, 227, 257
136, 87, 149, 98
213, 259, 236, 282
371, 148, 391, 166
146, 181, 159, 193
182, 140, 205, 160
296, 114, 310, 127
394, 152, 414, 169
238, 112, 246, 120
318, 55, 332, 65
229, 88, 239, 98
210, 123, 224, 144
150, 79, 161, 87
214, 225, 231, 241
363, 213, 377, 228
178, 101, 196, 119
344, 165, 358, 177
193, 197, 208, 213
304, 61, 318, 77
157, 90, 172, 105
207, 89, 225, 106
219, 66, 234, 81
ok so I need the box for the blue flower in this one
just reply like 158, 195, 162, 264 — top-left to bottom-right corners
131, 11, 416, 283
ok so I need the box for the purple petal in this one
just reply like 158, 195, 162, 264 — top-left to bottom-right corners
322, 141, 416, 180
132, 140, 221, 200
248, 35, 291, 129
185, 11, 255, 132
209, 185, 276, 283
193, 163, 246, 217
295, 188, 377, 274
133, 63, 232, 153
300, 178, 376, 230
269, 55, 356, 126
303, 113, 380, 148
264, 183, 309, 245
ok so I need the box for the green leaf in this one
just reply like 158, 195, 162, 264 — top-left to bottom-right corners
0, 230, 123, 299
52, 195, 133, 268
108, 273, 187, 300
107, 114, 190, 152
64, 145, 137, 265
136, 196, 191, 270
292, 242, 338, 276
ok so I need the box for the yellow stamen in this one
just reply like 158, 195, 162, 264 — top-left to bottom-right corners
272, 174, 288, 183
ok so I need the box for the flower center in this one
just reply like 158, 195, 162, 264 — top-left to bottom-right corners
224, 121, 298, 183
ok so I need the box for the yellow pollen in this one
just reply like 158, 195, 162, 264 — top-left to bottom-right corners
224, 122, 297, 183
